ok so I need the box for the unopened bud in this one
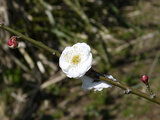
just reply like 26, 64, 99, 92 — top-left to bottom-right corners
141, 75, 149, 85
7, 36, 19, 49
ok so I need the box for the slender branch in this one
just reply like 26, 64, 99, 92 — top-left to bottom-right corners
0, 24, 60, 57
1, 24, 160, 105
100, 76, 160, 105
87, 69, 160, 104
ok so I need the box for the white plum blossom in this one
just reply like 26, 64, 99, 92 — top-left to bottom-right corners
59, 42, 116, 91
59, 43, 92, 78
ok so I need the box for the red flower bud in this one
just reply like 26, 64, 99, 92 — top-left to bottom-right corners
8, 36, 19, 49
141, 75, 149, 85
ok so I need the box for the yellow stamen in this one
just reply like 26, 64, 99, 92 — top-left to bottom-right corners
72, 55, 81, 65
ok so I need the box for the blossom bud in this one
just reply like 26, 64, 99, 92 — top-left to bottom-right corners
141, 75, 149, 85
7, 36, 19, 49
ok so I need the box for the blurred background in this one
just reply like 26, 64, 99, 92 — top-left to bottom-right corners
0, 0, 160, 120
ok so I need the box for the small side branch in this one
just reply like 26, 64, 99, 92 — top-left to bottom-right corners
100, 76, 160, 105
0, 24, 60, 57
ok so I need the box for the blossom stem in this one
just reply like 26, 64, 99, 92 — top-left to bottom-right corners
0, 24, 60, 57
1, 25, 160, 105
87, 69, 160, 104
99, 75, 160, 105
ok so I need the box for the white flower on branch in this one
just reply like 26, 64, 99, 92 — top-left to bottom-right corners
59, 42, 115, 91
59, 43, 92, 78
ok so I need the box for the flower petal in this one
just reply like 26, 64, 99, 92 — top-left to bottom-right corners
59, 43, 92, 78
81, 76, 112, 91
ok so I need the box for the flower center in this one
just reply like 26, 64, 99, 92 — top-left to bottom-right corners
72, 55, 81, 65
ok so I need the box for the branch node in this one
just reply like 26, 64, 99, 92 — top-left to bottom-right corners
124, 88, 131, 94
150, 94, 156, 99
